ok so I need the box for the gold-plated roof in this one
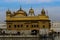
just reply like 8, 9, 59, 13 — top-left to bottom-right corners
16, 7, 27, 16
6, 8, 50, 21
6, 16, 49, 21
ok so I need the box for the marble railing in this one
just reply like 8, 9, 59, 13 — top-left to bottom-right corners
0, 35, 39, 37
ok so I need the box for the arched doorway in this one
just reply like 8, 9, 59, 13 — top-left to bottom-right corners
31, 30, 39, 35
17, 32, 20, 35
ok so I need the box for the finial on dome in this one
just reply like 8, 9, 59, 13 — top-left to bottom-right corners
20, 6, 22, 10
6, 8, 11, 13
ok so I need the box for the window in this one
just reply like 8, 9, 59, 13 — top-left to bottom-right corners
49, 24, 51, 28
14, 25, 16, 28
21, 25, 23, 27
9, 25, 11, 28
43, 25, 45, 28
34, 25, 36, 27
37, 25, 38, 27
31, 25, 38, 28
17, 32, 20, 35
26, 25, 28, 27
32, 25, 33, 27
3, 31, 5, 34
18, 25, 19, 28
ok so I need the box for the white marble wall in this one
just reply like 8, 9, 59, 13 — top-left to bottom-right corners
39, 29, 49, 35
51, 22, 60, 32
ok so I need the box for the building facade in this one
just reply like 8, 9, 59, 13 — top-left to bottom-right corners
51, 22, 60, 32
6, 7, 51, 35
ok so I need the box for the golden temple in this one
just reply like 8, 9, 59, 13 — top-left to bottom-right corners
6, 7, 51, 32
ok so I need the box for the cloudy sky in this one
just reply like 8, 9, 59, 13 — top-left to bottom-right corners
0, 0, 60, 22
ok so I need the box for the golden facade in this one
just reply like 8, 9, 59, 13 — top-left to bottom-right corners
6, 7, 51, 31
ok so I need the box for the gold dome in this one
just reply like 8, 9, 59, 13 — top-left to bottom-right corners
16, 7, 27, 16
41, 8, 45, 15
29, 7, 34, 13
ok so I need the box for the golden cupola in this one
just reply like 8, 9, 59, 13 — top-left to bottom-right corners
16, 7, 27, 16
6, 9, 11, 16
29, 7, 35, 16
41, 8, 46, 15
29, 7, 34, 13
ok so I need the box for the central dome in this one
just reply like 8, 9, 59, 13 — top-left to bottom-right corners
16, 7, 27, 16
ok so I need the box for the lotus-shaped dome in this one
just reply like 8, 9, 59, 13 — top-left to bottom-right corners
29, 8, 34, 13
16, 7, 27, 16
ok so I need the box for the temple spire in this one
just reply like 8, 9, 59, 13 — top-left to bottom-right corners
20, 6, 22, 10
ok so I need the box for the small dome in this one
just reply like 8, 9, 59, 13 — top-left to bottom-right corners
41, 8, 45, 15
16, 7, 27, 16
29, 8, 34, 13
6, 9, 11, 14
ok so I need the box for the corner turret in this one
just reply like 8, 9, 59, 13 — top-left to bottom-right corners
6, 9, 11, 16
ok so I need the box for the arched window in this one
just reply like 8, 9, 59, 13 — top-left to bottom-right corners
37, 25, 38, 27
34, 25, 36, 27
3, 31, 5, 34
18, 25, 19, 28
21, 25, 23, 27
17, 32, 20, 35
31, 30, 39, 35
43, 25, 45, 28
9, 25, 11, 28
31, 25, 33, 27
14, 25, 16, 28
26, 25, 28, 27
